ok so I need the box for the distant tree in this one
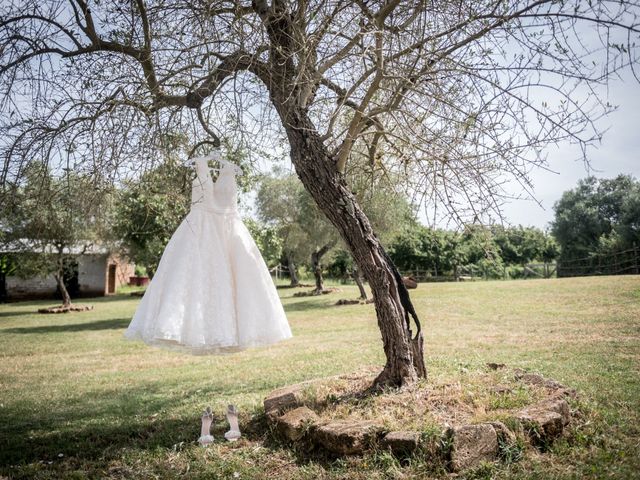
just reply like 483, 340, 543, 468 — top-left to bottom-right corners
298, 191, 338, 293
255, 174, 307, 287
552, 176, 640, 264
113, 159, 191, 278
457, 226, 504, 279
618, 188, 640, 247
0, 162, 112, 308
493, 226, 557, 266
390, 223, 557, 279
256, 173, 339, 292
540, 235, 560, 265
244, 218, 283, 268
390, 226, 466, 277
114, 141, 254, 277
0, 254, 16, 301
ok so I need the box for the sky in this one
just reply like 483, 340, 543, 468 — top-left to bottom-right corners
414, 72, 640, 231
500, 75, 640, 230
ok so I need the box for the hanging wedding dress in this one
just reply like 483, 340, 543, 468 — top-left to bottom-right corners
124, 157, 292, 354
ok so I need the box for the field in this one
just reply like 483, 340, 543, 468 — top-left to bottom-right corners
1, 276, 639, 479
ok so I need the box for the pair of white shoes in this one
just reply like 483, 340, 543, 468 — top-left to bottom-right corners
198, 405, 241, 446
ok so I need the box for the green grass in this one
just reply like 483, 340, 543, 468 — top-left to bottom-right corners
1, 276, 639, 479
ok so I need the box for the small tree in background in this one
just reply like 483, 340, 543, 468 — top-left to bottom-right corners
0, 162, 112, 310
244, 218, 283, 269
553, 176, 640, 255
113, 160, 191, 278
256, 173, 339, 292
255, 174, 308, 287
552, 175, 640, 275
114, 141, 255, 278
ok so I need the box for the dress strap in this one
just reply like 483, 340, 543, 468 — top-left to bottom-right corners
194, 158, 211, 181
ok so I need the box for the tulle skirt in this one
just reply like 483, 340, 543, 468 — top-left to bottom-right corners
124, 208, 292, 354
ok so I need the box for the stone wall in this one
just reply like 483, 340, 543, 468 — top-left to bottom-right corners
5, 275, 58, 301
3, 252, 135, 301
77, 254, 108, 296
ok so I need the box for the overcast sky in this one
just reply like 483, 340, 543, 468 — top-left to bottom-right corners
487, 75, 640, 231
412, 71, 640, 231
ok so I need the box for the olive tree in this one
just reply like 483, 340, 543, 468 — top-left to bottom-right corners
1, 0, 638, 386
1, 161, 112, 308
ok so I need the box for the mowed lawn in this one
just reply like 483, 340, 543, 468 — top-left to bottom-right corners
1, 276, 639, 479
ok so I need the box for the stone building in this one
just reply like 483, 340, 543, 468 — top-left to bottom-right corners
1, 246, 134, 302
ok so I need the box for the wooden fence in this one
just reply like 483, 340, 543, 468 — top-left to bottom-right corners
557, 247, 640, 278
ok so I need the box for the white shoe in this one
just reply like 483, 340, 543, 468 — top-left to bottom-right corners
198, 406, 214, 446
224, 404, 241, 441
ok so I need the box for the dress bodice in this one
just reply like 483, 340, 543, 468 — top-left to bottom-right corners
191, 158, 237, 214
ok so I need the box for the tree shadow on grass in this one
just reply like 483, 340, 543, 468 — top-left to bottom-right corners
283, 298, 337, 313
0, 376, 355, 477
1, 383, 255, 465
0, 387, 315, 480
1, 294, 138, 309
0, 310, 40, 318
2, 318, 131, 334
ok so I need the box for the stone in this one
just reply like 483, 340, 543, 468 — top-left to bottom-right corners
37, 304, 94, 314
335, 299, 361, 305
541, 378, 565, 389
275, 406, 319, 442
381, 431, 422, 455
488, 421, 517, 445
515, 371, 577, 398
314, 420, 382, 455
448, 423, 498, 472
516, 397, 570, 445
516, 372, 546, 386
486, 362, 506, 370
264, 384, 305, 416
552, 386, 578, 398
402, 276, 418, 289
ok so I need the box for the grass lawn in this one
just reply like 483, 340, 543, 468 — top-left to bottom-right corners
0, 276, 639, 479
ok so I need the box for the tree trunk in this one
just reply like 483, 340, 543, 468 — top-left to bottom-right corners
0, 271, 6, 302
54, 270, 72, 307
311, 243, 332, 294
275, 105, 426, 387
286, 252, 299, 287
311, 251, 324, 293
352, 266, 367, 300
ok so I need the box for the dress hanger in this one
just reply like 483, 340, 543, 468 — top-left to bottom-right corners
185, 151, 243, 175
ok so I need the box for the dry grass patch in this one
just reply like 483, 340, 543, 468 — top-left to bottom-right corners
293, 365, 560, 432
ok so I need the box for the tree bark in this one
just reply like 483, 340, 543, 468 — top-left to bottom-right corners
286, 252, 299, 287
220, 5, 425, 387
54, 270, 72, 307
311, 242, 332, 294
352, 266, 367, 300
274, 104, 425, 387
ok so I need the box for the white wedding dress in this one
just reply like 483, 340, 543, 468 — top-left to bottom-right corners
124, 157, 292, 354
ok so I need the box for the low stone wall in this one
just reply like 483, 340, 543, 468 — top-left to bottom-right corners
263, 368, 577, 473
